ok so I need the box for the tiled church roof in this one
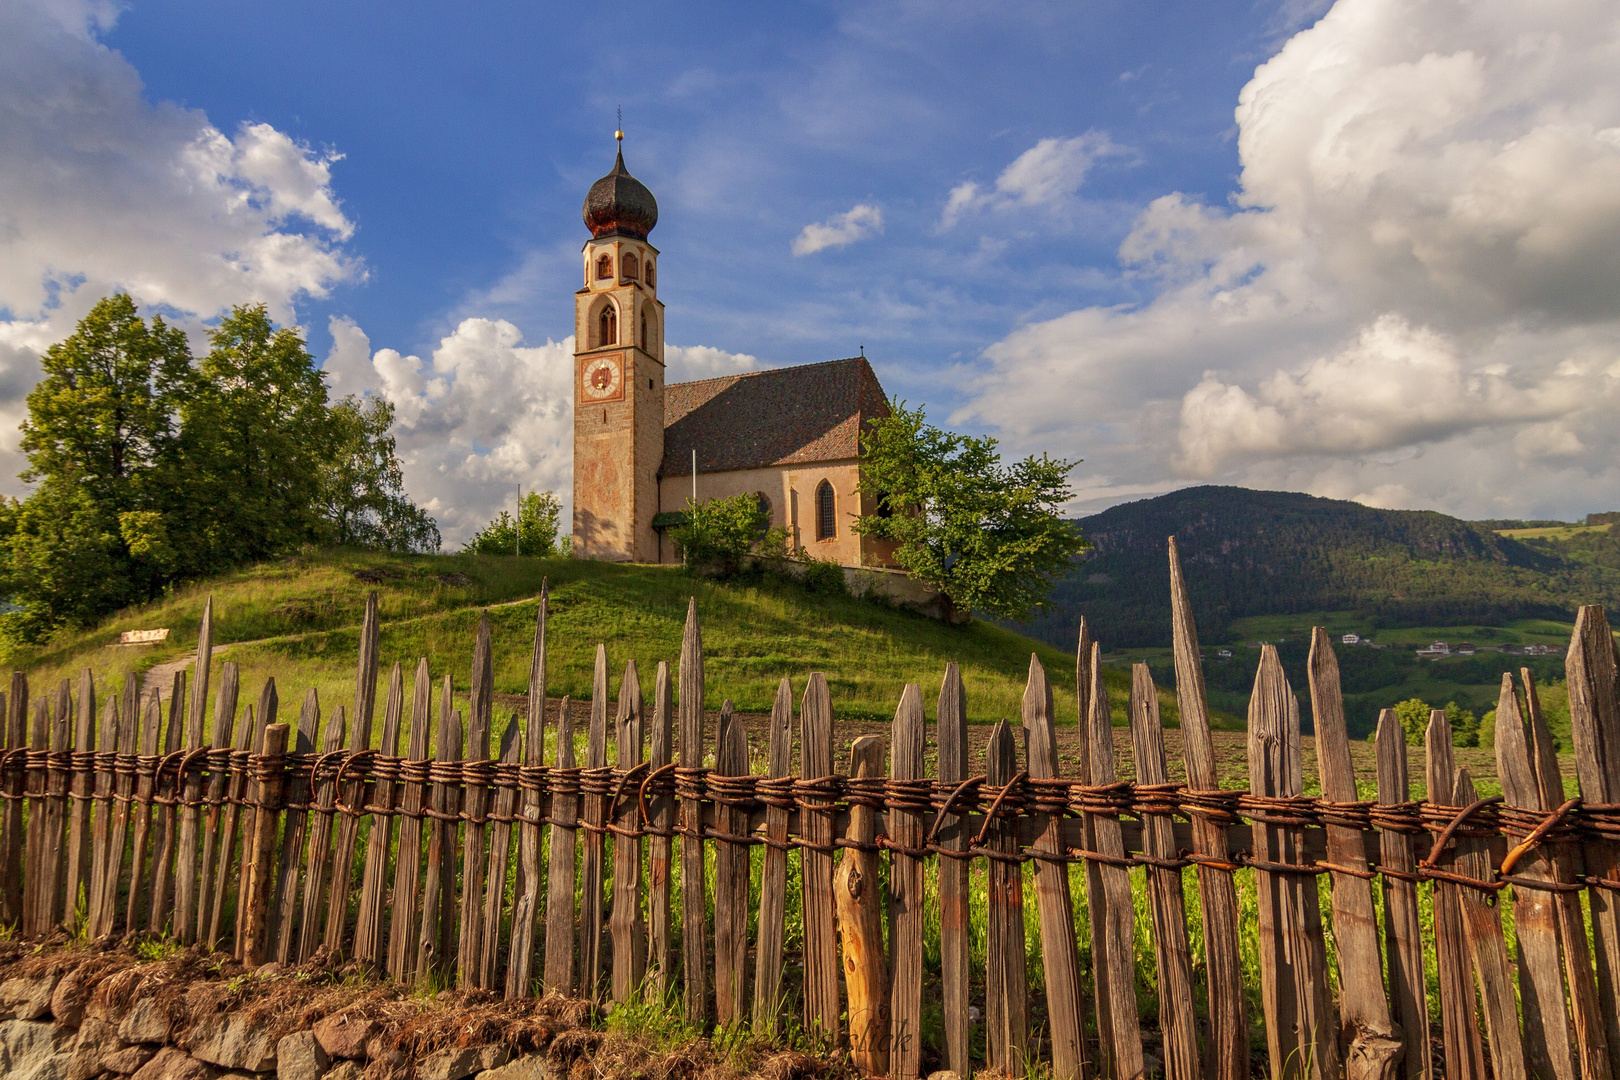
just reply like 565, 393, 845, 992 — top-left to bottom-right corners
661, 356, 890, 477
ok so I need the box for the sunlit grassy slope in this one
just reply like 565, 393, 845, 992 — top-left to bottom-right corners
13, 550, 1176, 735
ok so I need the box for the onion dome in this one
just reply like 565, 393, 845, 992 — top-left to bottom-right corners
583, 148, 658, 240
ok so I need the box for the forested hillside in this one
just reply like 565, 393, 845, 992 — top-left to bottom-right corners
1020, 486, 1620, 650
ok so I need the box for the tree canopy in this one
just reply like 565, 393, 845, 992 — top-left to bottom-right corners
0, 295, 439, 641
853, 400, 1086, 621
1393, 696, 1479, 747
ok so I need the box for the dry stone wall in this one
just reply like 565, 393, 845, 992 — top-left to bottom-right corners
0, 956, 581, 1080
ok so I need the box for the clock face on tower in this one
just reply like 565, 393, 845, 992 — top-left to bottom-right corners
581, 353, 624, 402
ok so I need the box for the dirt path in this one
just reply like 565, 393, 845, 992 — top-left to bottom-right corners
137, 647, 233, 704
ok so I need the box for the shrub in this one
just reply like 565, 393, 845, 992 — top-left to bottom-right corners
797, 555, 849, 596
1393, 697, 1432, 745
1394, 695, 1480, 747
464, 490, 562, 557
670, 494, 787, 575
1446, 700, 1480, 748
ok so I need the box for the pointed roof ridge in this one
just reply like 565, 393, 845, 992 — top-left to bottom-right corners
667, 355, 869, 392
661, 356, 890, 477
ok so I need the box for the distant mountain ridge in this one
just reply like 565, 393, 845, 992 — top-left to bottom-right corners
1019, 486, 1620, 650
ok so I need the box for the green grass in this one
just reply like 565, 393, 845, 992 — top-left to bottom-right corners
1224, 611, 1577, 647
1202, 610, 1598, 738
9, 549, 1176, 740
1495, 523, 1612, 540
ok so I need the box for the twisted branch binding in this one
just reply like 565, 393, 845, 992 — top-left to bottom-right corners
10, 749, 1620, 893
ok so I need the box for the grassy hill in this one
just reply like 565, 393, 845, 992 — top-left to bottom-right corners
1012, 486, 1620, 737
11, 551, 1174, 743
1022, 485, 1620, 652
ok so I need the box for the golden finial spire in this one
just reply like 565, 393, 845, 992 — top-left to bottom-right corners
615, 105, 623, 144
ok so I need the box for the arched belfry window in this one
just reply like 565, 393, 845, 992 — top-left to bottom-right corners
598, 303, 617, 347
646, 260, 656, 287
640, 309, 655, 352
623, 252, 639, 280
596, 253, 613, 280
815, 481, 836, 540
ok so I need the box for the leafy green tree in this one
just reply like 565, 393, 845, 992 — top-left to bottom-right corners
2, 297, 439, 640
1445, 700, 1480, 748
180, 304, 336, 568
669, 493, 785, 573
1393, 697, 1432, 746
853, 400, 1087, 620
2, 295, 194, 632
464, 490, 562, 557
18, 294, 193, 503
1392, 696, 1479, 747
321, 396, 440, 552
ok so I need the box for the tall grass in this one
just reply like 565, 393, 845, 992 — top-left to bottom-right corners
13, 549, 1179, 746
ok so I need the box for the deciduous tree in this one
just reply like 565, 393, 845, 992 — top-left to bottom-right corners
1, 297, 439, 640
854, 400, 1086, 620
2, 295, 194, 633
181, 304, 335, 568
464, 490, 561, 557
321, 396, 440, 553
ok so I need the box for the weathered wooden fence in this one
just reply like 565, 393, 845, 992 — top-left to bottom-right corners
4, 543, 1620, 1080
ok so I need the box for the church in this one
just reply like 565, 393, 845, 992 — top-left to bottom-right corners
570, 139, 900, 570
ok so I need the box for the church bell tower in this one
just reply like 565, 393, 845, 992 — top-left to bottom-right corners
572, 132, 665, 562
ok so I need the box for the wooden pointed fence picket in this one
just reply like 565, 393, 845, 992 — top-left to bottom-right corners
3, 562, 1620, 1080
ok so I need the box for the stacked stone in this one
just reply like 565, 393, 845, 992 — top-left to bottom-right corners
0, 971, 551, 1080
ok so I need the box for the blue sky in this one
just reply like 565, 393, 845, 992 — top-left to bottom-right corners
102, 1, 1288, 377
5, 0, 1620, 543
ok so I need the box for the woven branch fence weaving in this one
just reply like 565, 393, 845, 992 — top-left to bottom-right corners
4, 544, 1620, 1080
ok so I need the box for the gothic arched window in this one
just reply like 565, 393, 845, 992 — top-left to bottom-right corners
646, 260, 656, 288
622, 252, 639, 280
815, 481, 836, 540
755, 492, 773, 534
596, 254, 613, 280
598, 303, 617, 347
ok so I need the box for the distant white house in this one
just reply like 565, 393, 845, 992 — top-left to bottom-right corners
1217, 648, 1233, 659
1417, 641, 1451, 658
1341, 633, 1360, 645
1456, 643, 1476, 656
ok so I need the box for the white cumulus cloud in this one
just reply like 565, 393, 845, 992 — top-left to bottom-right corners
961, 0, 1620, 521
792, 204, 884, 256
941, 132, 1127, 228
323, 316, 574, 547
663, 344, 761, 382
325, 317, 768, 546
0, 0, 359, 493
